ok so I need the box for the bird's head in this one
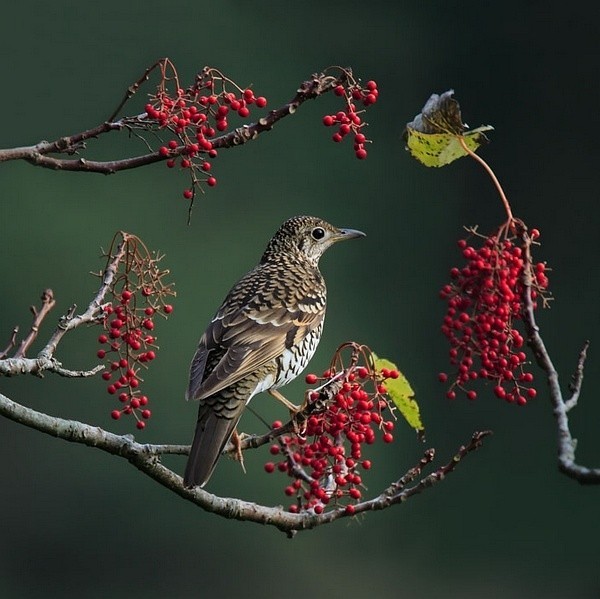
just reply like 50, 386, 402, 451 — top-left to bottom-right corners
261, 215, 366, 266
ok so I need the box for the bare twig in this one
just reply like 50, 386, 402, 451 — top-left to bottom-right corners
14, 289, 56, 358
0, 234, 128, 378
521, 236, 600, 484
0, 325, 19, 359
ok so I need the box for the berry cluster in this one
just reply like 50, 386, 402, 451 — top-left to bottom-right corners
264, 348, 398, 514
143, 61, 268, 202
439, 226, 549, 405
96, 233, 175, 429
322, 79, 379, 159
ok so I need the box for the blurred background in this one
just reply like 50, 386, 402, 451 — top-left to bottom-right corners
1, 2, 599, 597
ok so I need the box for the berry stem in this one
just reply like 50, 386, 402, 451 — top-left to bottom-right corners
458, 136, 513, 224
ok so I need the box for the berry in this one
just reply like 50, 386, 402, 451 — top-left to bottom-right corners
264, 462, 275, 473
206, 177, 217, 187
439, 227, 549, 404
183, 189, 193, 199
305, 373, 318, 384
110, 410, 121, 420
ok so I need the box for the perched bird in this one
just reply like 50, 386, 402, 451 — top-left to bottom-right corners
183, 215, 365, 488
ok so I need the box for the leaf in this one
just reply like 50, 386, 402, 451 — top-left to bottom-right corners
373, 355, 424, 438
404, 90, 493, 167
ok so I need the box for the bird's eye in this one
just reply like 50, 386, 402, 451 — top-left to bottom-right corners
311, 227, 326, 240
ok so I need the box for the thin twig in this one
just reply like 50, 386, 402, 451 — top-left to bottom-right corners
14, 289, 56, 358
0, 325, 19, 359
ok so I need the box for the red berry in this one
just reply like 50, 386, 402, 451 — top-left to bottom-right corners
355, 148, 368, 160
361, 460, 372, 470
264, 462, 275, 473
141, 409, 152, 419
356, 366, 369, 379
136, 421, 146, 430
255, 96, 267, 108
206, 177, 217, 187
345, 504, 356, 515
382, 432, 394, 443
322, 115, 334, 126
98, 334, 108, 344
334, 85, 345, 96
158, 146, 170, 157
110, 410, 121, 420
466, 390, 477, 400
163, 304, 174, 314
305, 373, 318, 384
183, 189, 193, 200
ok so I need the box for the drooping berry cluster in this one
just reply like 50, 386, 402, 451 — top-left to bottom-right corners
143, 60, 268, 203
439, 225, 550, 405
322, 78, 379, 159
96, 233, 175, 429
263, 345, 398, 514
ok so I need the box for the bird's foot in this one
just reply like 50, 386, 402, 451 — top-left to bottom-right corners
230, 429, 246, 474
268, 388, 301, 413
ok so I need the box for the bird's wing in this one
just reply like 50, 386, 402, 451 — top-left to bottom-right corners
186, 294, 324, 402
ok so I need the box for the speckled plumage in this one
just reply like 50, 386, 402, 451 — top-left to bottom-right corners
183, 216, 365, 488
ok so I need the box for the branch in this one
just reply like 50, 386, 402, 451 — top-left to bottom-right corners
0, 387, 491, 535
522, 237, 600, 484
0, 69, 350, 175
14, 289, 56, 358
0, 234, 128, 377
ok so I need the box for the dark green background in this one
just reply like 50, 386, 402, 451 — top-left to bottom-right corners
1, 2, 599, 597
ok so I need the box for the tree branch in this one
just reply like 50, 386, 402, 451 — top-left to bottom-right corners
0, 387, 491, 535
522, 237, 600, 484
0, 69, 350, 176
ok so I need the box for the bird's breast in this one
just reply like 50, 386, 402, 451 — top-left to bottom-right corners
273, 321, 324, 389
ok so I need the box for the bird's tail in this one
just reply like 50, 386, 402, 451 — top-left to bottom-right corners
183, 401, 244, 488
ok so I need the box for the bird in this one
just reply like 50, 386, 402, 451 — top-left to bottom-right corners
183, 215, 365, 488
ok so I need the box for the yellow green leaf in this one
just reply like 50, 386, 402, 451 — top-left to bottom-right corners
404, 90, 493, 167
405, 125, 493, 167
373, 355, 424, 436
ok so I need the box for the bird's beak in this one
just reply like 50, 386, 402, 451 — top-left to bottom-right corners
335, 227, 367, 241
